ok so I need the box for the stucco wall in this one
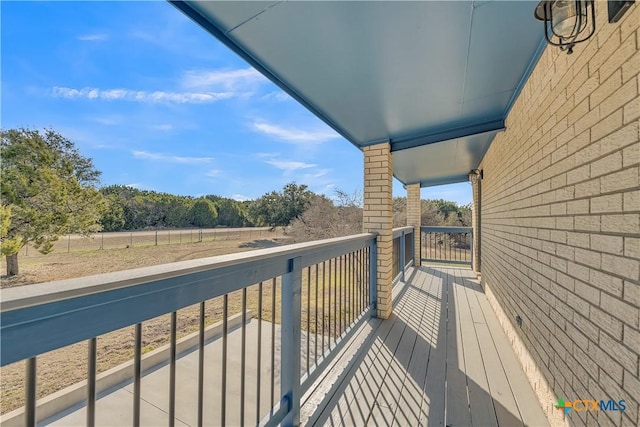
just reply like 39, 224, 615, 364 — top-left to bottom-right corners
479, 3, 639, 426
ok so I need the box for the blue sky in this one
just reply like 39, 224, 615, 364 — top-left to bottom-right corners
1, 1, 471, 205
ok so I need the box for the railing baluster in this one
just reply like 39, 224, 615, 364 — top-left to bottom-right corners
169, 311, 177, 427
351, 251, 355, 321
328, 258, 333, 348
134, 323, 142, 426
270, 278, 276, 412
241, 288, 247, 425
361, 248, 365, 313
198, 303, 205, 427
322, 261, 326, 355
364, 247, 368, 309
256, 282, 263, 425
222, 296, 228, 426
344, 253, 352, 330
26, 357, 36, 427
400, 231, 406, 283
314, 263, 319, 365
370, 239, 377, 314
338, 255, 343, 335
306, 266, 311, 374
344, 254, 348, 333
87, 338, 97, 427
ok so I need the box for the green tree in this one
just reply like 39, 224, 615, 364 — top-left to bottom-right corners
100, 194, 126, 232
206, 196, 247, 227
248, 183, 314, 228
190, 198, 218, 228
1, 128, 106, 275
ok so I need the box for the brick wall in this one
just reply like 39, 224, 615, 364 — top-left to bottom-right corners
363, 143, 394, 319
470, 172, 482, 273
479, 4, 639, 427
406, 183, 421, 267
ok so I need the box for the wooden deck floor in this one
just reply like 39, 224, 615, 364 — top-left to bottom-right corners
301, 266, 549, 427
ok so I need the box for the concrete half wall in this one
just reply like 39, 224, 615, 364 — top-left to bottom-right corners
478, 4, 639, 427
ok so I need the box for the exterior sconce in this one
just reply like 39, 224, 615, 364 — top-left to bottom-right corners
535, 0, 596, 54
470, 169, 483, 180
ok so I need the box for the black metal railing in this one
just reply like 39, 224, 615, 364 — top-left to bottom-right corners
1, 234, 377, 427
420, 226, 472, 266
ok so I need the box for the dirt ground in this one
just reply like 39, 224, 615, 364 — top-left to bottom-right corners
0, 234, 366, 415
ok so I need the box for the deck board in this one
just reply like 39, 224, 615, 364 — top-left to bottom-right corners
391, 269, 436, 427
454, 268, 499, 427
445, 268, 473, 427
464, 274, 549, 427
302, 266, 550, 427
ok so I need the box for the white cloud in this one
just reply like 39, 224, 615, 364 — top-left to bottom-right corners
261, 91, 291, 102
125, 183, 143, 189
252, 121, 340, 144
205, 169, 222, 177
77, 33, 109, 41
183, 68, 266, 91
265, 160, 316, 171
52, 86, 234, 104
132, 150, 214, 164
232, 194, 251, 202
302, 169, 329, 179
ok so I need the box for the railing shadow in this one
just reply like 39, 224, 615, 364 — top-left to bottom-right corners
305, 265, 528, 426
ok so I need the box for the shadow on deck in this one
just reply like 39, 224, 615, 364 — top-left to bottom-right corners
302, 266, 549, 427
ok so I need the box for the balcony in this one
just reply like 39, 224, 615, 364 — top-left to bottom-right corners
1, 228, 547, 426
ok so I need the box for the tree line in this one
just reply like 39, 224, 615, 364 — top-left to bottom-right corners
1, 128, 470, 276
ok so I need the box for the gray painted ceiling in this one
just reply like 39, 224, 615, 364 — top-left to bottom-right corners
171, 1, 546, 187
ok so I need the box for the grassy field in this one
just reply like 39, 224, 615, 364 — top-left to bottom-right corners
0, 233, 367, 414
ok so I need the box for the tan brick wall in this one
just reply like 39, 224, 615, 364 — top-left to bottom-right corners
406, 183, 421, 266
363, 143, 394, 319
479, 4, 639, 427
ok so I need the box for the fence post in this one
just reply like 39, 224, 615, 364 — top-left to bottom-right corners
281, 256, 302, 426
101, 232, 104, 250
155, 230, 158, 246
369, 238, 377, 315
67, 234, 71, 253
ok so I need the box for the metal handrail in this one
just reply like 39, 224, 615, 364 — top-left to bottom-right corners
1, 232, 378, 426
420, 226, 472, 266
421, 226, 472, 233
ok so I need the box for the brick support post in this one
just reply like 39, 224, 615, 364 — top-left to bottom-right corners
363, 142, 393, 319
406, 183, 421, 267
469, 171, 481, 274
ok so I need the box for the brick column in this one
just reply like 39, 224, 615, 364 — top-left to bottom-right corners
363, 142, 393, 319
469, 171, 481, 274
406, 183, 421, 267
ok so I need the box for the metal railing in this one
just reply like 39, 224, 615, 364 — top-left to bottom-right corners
1, 233, 377, 426
420, 226, 472, 266
392, 226, 415, 283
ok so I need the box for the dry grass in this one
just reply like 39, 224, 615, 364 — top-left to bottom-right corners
0, 234, 368, 415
